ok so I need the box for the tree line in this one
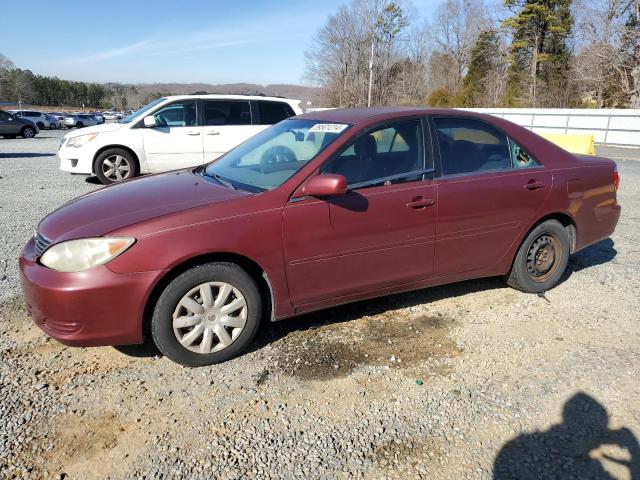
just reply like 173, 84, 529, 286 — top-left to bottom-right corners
0, 54, 112, 109
305, 0, 640, 108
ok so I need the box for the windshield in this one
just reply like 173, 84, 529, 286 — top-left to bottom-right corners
119, 97, 166, 124
203, 119, 349, 192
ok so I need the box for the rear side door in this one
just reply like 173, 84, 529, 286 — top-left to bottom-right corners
142, 100, 202, 171
202, 100, 261, 162
431, 116, 552, 275
283, 117, 437, 305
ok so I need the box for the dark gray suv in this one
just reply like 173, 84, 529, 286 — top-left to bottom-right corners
0, 110, 39, 138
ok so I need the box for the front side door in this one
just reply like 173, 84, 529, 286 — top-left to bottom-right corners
431, 116, 552, 276
0, 110, 13, 134
283, 118, 437, 306
142, 100, 202, 171
202, 100, 264, 162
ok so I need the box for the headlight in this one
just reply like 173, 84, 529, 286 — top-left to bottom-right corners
40, 237, 135, 272
66, 133, 98, 148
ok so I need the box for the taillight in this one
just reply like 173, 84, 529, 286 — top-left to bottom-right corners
613, 169, 620, 191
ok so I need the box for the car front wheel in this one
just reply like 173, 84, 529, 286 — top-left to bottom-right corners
151, 263, 262, 367
21, 126, 35, 138
94, 148, 138, 184
505, 219, 570, 293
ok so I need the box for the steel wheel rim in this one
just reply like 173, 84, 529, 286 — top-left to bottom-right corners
24, 128, 34, 138
526, 232, 562, 282
172, 281, 248, 354
102, 155, 131, 181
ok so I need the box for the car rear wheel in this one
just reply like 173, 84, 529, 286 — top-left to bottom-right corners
505, 219, 570, 293
94, 148, 138, 184
76, 122, 83, 128
151, 263, 262, 367
21, 126, 35, 138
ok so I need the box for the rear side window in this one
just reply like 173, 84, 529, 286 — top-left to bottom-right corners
25, 112, 39, 117
434, 117, 511, 176
0, 111, 11, 121
255, 101, 294, 125
322, 119, 425, 187
511, 142, 540, 169
203, 100, 251, 126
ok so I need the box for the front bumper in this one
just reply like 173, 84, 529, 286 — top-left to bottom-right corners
58, 143, 94, 174
19, 237, 165, 347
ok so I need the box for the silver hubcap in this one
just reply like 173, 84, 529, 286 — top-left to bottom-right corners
172, 282, 247, 354
102, 154, 131, 181
24, 129, 34, 138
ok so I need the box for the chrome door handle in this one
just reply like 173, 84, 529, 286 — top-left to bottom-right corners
206, 131, 220, 136
186, 131, 201, 136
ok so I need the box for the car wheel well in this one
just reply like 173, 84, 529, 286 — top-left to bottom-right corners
93, 145, 140, 174
533, 213, 576, 253
141, 253, 274, 341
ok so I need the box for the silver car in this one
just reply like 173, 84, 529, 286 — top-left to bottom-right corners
63, 114, 99, 128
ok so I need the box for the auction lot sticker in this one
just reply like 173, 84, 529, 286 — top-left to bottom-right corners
309, 123, 349, 134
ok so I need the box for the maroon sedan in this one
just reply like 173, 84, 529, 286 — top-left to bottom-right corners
20, 108, 621, 366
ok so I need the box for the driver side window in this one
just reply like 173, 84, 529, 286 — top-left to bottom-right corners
322, 119, 425, 187
153, 101, 198, 128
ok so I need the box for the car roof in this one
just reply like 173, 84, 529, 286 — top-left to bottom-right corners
163, 94, 299, 103
296, 106, 502, 126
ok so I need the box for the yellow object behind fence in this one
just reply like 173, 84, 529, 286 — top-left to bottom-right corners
540, 133, 596, 156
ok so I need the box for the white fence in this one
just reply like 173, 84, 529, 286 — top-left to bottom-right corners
462, 108, 640, 147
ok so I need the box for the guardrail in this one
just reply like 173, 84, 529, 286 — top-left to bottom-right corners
461, 108, 640, 147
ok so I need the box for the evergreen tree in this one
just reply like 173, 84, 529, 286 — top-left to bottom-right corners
503, 0, 573, 107
461, 29, 505, 106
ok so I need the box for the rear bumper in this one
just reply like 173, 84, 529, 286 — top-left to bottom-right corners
19, 237, 165, 347
576, 203, 621, 252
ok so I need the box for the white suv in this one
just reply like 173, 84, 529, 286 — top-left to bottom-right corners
58, 94, 303, 184
11, 110, 57, 130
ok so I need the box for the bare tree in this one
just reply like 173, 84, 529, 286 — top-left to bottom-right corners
429, 0, 491, 87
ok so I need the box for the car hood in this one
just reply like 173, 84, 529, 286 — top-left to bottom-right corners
63, 122, 123, 138
38, 170, 250, 243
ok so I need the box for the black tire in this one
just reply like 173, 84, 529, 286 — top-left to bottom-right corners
20, 126, 35, 139
93, 148, 139, 185
76, 122, 83, 128
151, 262, 262, 367
505, 219, 570, 293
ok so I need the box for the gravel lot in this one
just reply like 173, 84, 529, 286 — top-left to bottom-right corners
1, 130, 639, 479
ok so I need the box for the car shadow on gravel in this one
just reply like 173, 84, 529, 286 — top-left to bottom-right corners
493, 392, 640, 479
0, 153, 55, 158
563, 238, 617, 280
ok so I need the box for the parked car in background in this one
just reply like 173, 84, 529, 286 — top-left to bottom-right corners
102, 111, 118, 121
58, 94, 303, 184
45, 113, 62, 129
0, 109, 39, 138
48, 112, 67, 128
22, 107, 621, 366
92, 113, 105, 124
63, 114, 99, 129
12, 110, 57, 130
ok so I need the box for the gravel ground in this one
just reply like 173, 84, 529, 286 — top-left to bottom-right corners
1, 131, 639, 479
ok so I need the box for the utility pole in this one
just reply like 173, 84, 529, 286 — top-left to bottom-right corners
367, 40, 374, 107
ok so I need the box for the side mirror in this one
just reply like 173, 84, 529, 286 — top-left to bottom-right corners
143, 115, 157, 128
302, 174, 347, 197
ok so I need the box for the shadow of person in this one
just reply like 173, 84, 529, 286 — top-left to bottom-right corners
493, 392, 640, 479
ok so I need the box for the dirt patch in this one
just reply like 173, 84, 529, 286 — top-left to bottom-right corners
44, 411, 144, 479
271, 310, 461, 381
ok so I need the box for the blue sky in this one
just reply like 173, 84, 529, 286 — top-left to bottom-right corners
1, 0, 443, 85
